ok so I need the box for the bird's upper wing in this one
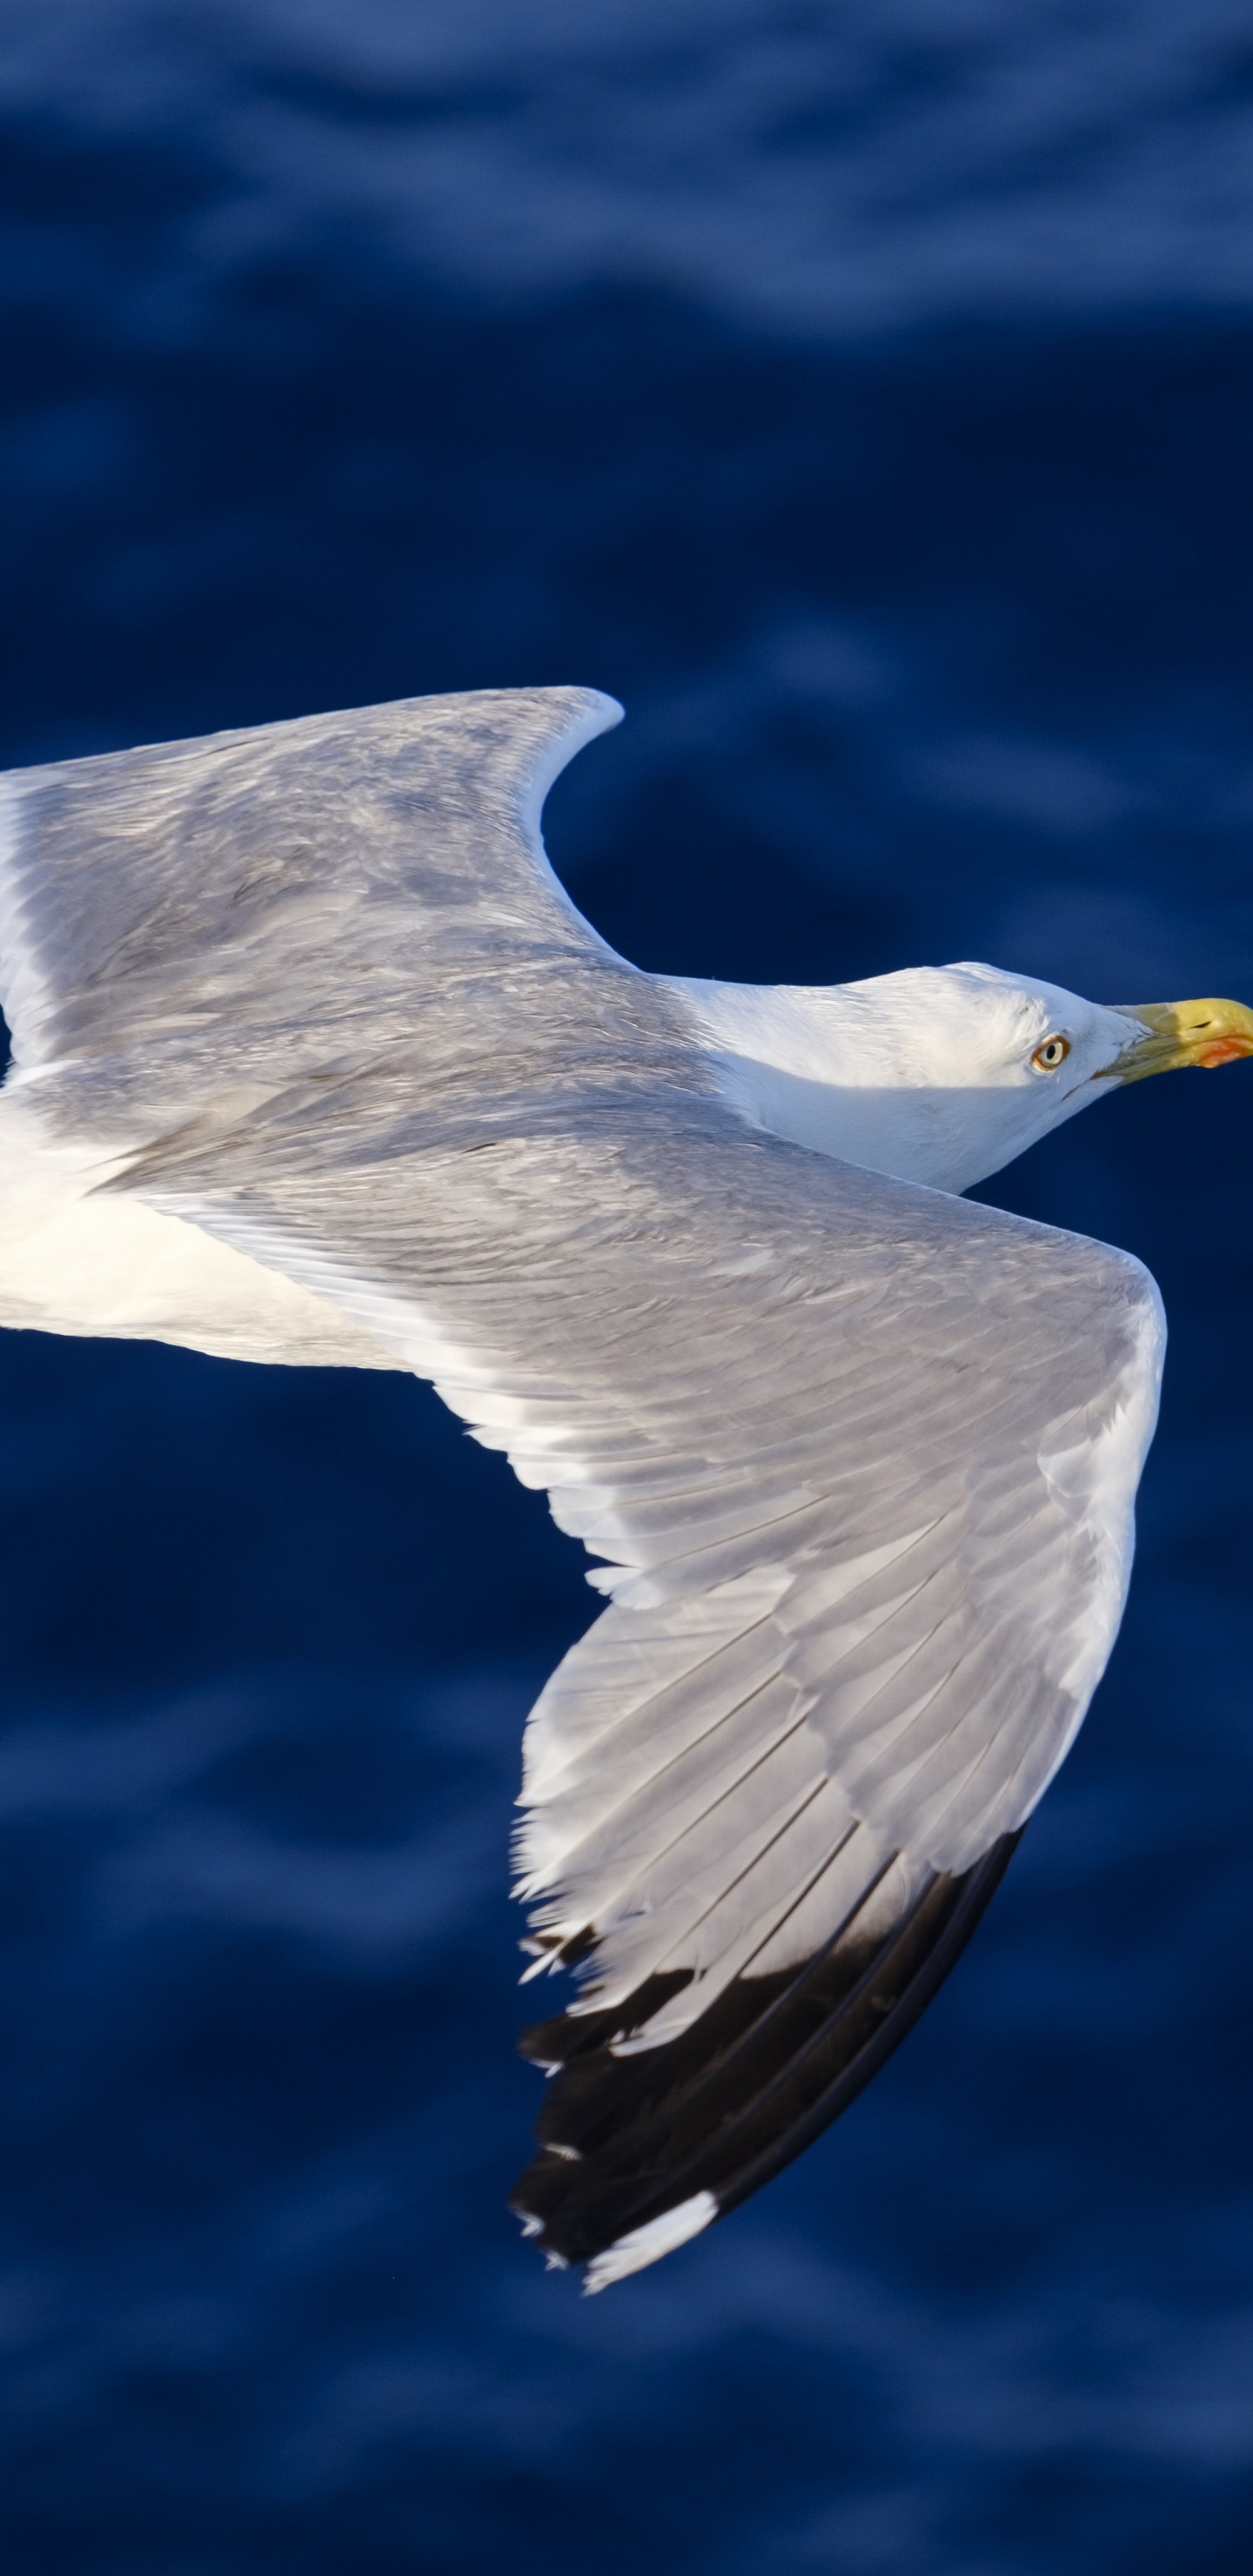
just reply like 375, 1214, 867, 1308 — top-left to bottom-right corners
0, 689, 1165, 2288
0, 686, 624, 1083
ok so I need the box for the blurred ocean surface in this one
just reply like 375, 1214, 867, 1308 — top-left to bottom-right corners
1, 5, 1252, 2570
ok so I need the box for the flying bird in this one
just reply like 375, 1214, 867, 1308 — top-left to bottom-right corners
0, 686, 1248, 2292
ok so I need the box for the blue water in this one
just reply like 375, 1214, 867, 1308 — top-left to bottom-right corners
2, 8, 1253, 2570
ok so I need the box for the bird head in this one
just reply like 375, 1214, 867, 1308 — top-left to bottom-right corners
669, 962, 1253, 1194
905, 966, 1253, 1184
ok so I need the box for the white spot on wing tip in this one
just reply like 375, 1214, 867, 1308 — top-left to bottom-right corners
581, 2191, 718, 2295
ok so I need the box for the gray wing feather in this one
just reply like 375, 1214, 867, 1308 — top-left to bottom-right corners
0, 684, 622, 1078
147, 1132, 1160, 2009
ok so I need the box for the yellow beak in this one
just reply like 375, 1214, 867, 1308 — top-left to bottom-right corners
1102, 997, 1253, 1083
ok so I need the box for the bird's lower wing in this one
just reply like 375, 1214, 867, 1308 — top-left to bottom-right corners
137, 1122, 1162, 2284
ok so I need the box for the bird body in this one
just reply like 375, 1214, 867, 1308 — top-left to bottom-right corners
0, 685, 1247, 2291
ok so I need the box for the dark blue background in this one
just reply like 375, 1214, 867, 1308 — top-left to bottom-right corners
1, 9, 1252, 2572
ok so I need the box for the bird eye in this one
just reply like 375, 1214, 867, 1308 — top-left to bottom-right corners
1031, 1035, 1070, 1072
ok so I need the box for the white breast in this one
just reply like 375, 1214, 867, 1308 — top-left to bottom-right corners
0, 1086, 398, 1369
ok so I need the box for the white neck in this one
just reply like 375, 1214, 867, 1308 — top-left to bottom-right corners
665, 967, 1128, 1194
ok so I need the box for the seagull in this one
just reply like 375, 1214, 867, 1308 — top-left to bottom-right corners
0, 686, 1249, 2294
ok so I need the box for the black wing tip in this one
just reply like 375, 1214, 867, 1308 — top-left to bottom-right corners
511, 1829, 1022, 2279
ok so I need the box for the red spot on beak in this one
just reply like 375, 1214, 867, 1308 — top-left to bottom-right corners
1194, 1036, 1253, 1068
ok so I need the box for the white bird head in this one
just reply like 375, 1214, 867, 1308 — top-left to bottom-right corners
667, 961, 1253, 1193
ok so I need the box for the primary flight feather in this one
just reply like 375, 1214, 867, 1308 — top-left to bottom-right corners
0, 685, 1248, 2292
